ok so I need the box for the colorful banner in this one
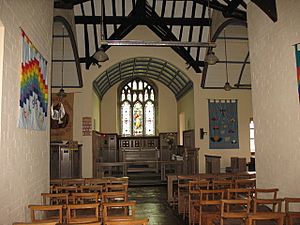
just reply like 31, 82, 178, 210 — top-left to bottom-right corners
18, 30, 48, 130
208, 99, 239, 149
294, 44, 300, 102
50, 93, 74, 141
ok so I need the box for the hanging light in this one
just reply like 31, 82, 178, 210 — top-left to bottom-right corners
223, 28, 232, 91
57, 25, 67, 98
92, 0, 109, 63
205, 0, 218, 65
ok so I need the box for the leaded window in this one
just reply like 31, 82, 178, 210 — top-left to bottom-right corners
120, 78, 156, 136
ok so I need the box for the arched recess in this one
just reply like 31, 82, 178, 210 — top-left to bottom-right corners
52, 16, 83, 88
93, 57, 193, 100
201, 18, 250, 89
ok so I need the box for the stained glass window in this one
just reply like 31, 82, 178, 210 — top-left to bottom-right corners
120, 78, 156, 136
145, 101, 155, 135
133, 102, 143, 136
121, 101, 131, 136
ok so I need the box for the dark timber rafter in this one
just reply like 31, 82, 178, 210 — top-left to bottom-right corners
144, 1, 201, 73
75, 16, 210, 26
64, 0, 277, 72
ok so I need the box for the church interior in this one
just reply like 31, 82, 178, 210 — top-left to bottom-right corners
0, 0, 300, 224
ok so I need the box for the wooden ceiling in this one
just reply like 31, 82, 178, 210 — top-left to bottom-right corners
53, 0, 277, 90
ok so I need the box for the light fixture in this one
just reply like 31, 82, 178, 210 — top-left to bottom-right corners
223, 28, 232, 91
57, 25, 67, 99
92, 0, 109, 63
205, 0, 218, 65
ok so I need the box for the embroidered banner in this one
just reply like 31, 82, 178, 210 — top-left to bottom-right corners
208, 99, 239, 149
294, 44, 300, 102
18, 30, 48, 130
50, 93, 74, 141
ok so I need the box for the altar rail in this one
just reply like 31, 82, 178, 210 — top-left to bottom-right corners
95, 160, 188, 181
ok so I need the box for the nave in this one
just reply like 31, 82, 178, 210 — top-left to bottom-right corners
12, 174, 300, 225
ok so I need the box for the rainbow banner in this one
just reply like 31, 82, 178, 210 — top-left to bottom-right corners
295, 44, 300, 102
18, 30, 48, 130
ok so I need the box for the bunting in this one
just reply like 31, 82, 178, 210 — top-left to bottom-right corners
18, 30, 48, 130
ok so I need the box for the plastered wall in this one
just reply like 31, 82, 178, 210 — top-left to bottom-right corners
92, 90, 101, 132
0, 0, 53, 224
248, 0, 300, 197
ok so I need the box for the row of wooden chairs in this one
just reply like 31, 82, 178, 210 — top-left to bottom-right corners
51, 183, 128, 194
185, 187, 300, 225
50, 177, 129, 187
177, 178, 257, 217
190, 189, 284, 225
26, 201, 149, 225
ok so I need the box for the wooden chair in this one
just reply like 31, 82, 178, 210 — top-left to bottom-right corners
80, 185, 104, 195
53, 185, 78, 194
28, 205, 63, 223
50, 179, 63, 186
212, 179, 234, 190
68, 223, 101, 225
192, 189, 225, 225
219, 199, 251, 225
102, 191, 128, 203
253, 188, 281, 212
63, 178, 85, 186
188, 180, 210, 223
285, 198, 300, 225
177, 176, 200, 218
104, 218, 149, 225
13, 222, 58, 225
226, 188, 253, 200
234, 179, 256, 189
102, 201, 136, 223
105, 183, 128, 193
85, 178, 109, 186
71, 192, 99, 204
254, 188, 279, 199
247, 212, 285, 225
41, 193, 69, 206
107, 177, 129, 185
66, 203, 100, 224
253, 198, 284, 213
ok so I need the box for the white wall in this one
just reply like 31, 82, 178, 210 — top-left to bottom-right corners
0, 0, 53, 224
248, 0, 300, 197
92, 90, 101, 132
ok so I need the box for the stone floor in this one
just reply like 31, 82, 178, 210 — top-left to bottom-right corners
128, 185, 187, 225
